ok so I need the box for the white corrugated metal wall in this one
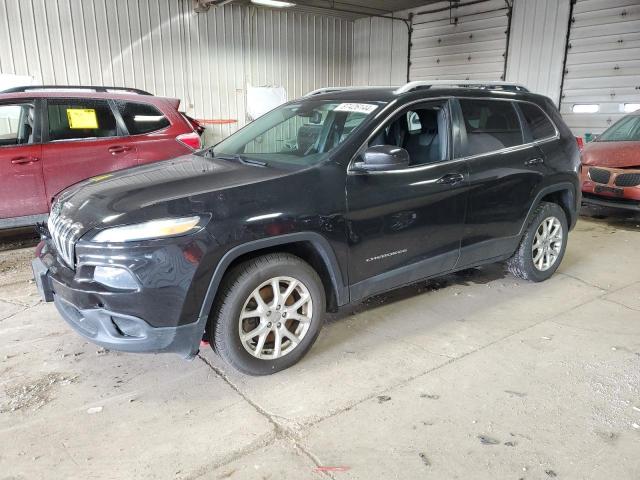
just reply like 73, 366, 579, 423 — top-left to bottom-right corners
353, 17, 409, 86
505, 0, 571, 105
560, 0, 640, 137
0, 0, 354, 143
2, 0, 638, 140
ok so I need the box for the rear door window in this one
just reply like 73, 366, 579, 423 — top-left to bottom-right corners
0, 103, 35, 146
459, 99, 524, 156
116, 101, 170, 135
47, 99, 118, 141
518, 102, 556, 140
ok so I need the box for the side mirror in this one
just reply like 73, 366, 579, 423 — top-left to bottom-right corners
309, 111, 322, 124
355, 145, 410, 172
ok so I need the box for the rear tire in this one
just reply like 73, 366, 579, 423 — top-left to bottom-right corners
507, 202, 568, 282
210, 253, 325, 375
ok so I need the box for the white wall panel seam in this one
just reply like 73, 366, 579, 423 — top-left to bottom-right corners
1, 0, 15, 73
505, 0, 570, 106
353, 15, 408, 86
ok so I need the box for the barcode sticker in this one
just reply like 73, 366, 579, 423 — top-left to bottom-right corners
334, 103, 378, 114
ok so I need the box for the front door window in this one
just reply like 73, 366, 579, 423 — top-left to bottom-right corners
369, 102, 449, 166
0, 103, 35, 147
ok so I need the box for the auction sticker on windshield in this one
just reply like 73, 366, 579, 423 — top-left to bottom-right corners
334, 103, 378, 114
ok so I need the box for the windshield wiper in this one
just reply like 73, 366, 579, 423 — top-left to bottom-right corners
214, 153, 267, 167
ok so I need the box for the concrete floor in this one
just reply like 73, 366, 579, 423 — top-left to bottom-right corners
1, 208, 639, 479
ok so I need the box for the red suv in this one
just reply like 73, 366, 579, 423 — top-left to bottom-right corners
580, 110, 640, 211
0, 86, 202, 228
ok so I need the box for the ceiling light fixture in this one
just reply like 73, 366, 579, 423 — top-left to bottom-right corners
251, 0, 296, 7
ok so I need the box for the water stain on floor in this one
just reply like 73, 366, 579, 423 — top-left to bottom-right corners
580, 205, 640, 232
0, 372, 77, 413
326, 264, 510, 324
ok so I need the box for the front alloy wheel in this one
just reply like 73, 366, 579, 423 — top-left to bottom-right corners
211, 253, 325, 375
239, 276, 313, 360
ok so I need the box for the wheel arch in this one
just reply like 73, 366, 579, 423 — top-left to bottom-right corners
198, 233, 348, 325
519, 183, 578, 237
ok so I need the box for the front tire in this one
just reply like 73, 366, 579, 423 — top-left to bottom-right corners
210, 253, 325, 375
507, 202, 568, 282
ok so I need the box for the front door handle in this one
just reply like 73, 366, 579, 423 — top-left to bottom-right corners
436, 173, 465, 185
11, 156, 40, 165
108, 145, 131, 155
524, 157, 544, 166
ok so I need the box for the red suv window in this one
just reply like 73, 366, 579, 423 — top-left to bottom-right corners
47, 99, 118, 141
0, 102, 35, 146
116, 101, 170, 135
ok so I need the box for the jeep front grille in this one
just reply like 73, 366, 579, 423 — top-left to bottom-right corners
614, 173, 640, 187
47, 211, 81, 268
588, 167, 611, 185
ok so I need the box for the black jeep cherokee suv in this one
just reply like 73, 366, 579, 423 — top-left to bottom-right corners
33, 81, 580, 375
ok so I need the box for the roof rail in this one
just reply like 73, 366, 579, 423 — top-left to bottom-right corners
305, 85, 392, 96
394, 80, 529, 94
1, 85, 153, 95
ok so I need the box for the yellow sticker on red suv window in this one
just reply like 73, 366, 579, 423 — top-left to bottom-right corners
66, 108, 98, 129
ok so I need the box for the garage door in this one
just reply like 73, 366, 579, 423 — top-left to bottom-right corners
409, 0, 510, 81
560, 0, 640, 137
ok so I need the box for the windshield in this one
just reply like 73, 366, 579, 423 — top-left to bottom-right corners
597, 115, 640, 142
206, 100, 384, 167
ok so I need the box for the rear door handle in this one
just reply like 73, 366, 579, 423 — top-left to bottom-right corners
11, 156, 40, 165
524, 157, 544, 166
108, 145, 131, 155
436, 173, 465, 185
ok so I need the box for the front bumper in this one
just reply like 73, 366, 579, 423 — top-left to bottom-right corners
52, 293, 202, 357
581, 193, 640, 211
581, 165, 640, 211
32, 231, 217, 358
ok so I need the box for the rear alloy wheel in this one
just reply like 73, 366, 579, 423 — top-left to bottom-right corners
211, 253, 325, 375
507, 202, 568, 282
531, 216, 563, 272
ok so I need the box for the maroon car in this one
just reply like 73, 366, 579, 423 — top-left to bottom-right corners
581, 110, 640, 211
0, 86, 203, 228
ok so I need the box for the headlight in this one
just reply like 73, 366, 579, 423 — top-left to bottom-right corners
91, 216, 202, 243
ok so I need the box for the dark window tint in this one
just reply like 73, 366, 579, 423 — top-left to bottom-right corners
47, 99, 117, 141
117, 102, 170, 135
519, 102, 556, 140
370, 103, 447, 166
0, 103, 35, 146
459, 99, 523, 156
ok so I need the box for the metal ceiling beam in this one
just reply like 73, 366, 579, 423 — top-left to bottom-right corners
192, 0, 419, 19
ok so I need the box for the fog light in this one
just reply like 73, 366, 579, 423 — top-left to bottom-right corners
111, 316, 145, 338
94, 266, 139, 290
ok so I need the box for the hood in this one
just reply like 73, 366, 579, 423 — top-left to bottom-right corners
581, 141, 640, 168
53, 154, 288, 235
